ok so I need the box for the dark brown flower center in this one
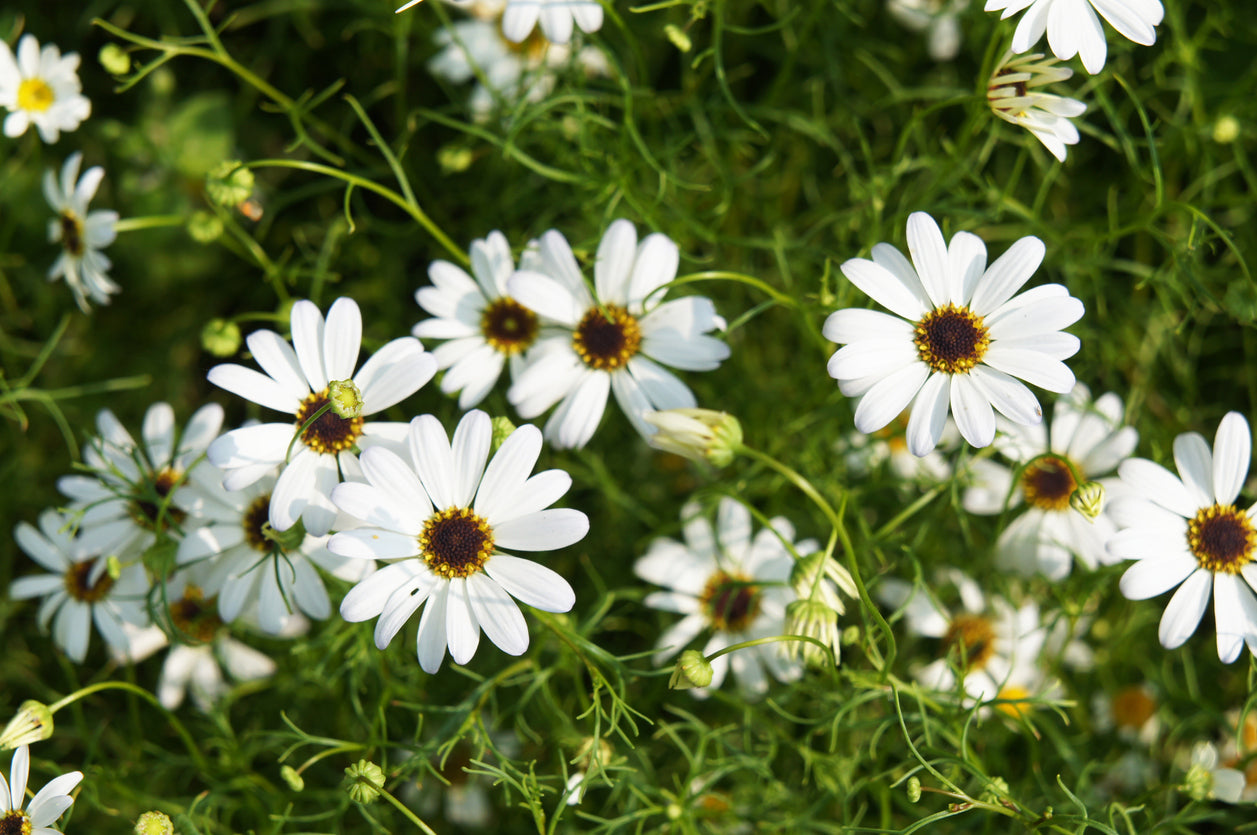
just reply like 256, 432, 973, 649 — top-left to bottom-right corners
1021, 456, 1079, 511
700, 570, 761, 633
481, 297, 539, 356
63, 559, 115, 603
1112, 685, 1156, 730
421, 507, 494, 579
943, 613, 996, 670
129, 466, 187, 532
914, 304, 989, 375
243, 494, 273, 552
170, 585, 223, 645
59, 210, 86, 257
295, 388, 364, 456
1187, 504, 1256, 574
0, 809, 33, 835
573, 304, 642, 372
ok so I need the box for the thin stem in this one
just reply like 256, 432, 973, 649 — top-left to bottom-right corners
377, 784, 441, 834
286, 400, 332, 462
113, 215, 186, 233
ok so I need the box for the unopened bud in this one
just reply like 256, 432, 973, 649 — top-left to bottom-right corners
437, 145, 475, 174
669, 649, 713, 689
106, 554, 123, 580
206, 161, 255, 208
0, 701, 54, 750
643, 408, 742, 467
187, 211, 224, 244
1214, 116, 1240, 144
328, 379, 364, 419
906, 777, 921, 803
664, 24, 692, 52
1069, 481, 1105, 522
134, 811, 173, 835
99, 44, 131, 76
201, 318, 241, 357
491, 416, 518, 453
789, 552, 857, 611
784, 598, 839, 667
281, 765, 305, 792
345, 759, 385, 804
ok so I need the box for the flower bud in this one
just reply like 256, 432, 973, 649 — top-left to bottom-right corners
784, 599, 839, 667
99, 44, 131, 76
664, 24, 692, 52
188, 211, 224, 244
206, 161, 255, 208
201, 318, 241, 357
643, 409, 742, 467
134, 811, 173, 835
328, 379, 364, 419
1214, 116, 1240, 144
669, 649, 713, 689
281, 765, 305, 792
906, 777, 921, 803
1069, 481, 1105, 522
0, 701, 53, 750
344, 759, 385, 804
789, 552, 857, 612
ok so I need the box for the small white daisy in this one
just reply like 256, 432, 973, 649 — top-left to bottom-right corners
0, 745, 82, 835
328, 409, 588, 673
987, 52, 1087, 162
177, 466, 372, 635
962, 383, 1137, 579
1189, 741, 1247, 804
57, 402, 224, 560
499, 0, 603, 45
984, 0, 1164, 74
1108, 412, 1257, 663
1090, 682, 1160, 746
507, 220, 731, 449
0, 34, 91, 143
634, 497, 822, 698
9, 509, 150, 663
823, 211, 1084, 457
887, 0, 969, 62
413, 230, 544, 407
206, 297, 437, 537
43, 152, 120, 312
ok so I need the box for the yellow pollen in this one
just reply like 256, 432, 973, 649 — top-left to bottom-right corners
573, 304, 642, 372
243, 495, 273, 552
481, 296, 539, 355
942, 613, 996, 670
1, 809, 34, 835
501, 26, 550, 62
699, 570, 761, 633
420, 507, 495, 579
63, 559, 115, 604
1020, 456, 1079, 511
295, 388, 365, 455
914, 303, 990, 375
1186, 504, 1256, 574
17, 77, 54, 112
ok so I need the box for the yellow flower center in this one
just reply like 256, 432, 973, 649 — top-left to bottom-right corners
1111, 685, 1156, 731
573, 304, 642, 372
995, 685, 1031, 718
1020, 456, 1079, 511
914, 303, 990, 375
502, 26, 550, 62
1, 809, 34, 835
17, 77, 54, 112
295, 388, 365, 456
481, 296, 539, 356
63, 559, 115, 604
1187, 504, 1256, 574
420, 507, 495, 579
129, 466, 187, 533
700, 570, 761, 633
942, 613, 996, 670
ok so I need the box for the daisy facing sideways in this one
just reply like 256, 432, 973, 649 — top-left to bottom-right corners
0, 745, 83, 835
43, 152, 120, 312
824, 211, 1084, 457
983, 0, 1164, 74
987, 51, 1086, 163
328, 410, 588, 673
206, 297, 437, 536
1107, 412, 1257, 663
507, 219, 731, 449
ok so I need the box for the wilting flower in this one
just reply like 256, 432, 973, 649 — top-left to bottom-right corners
0, 34, 91, 142
43, 152, 120, 311
987, 52, 1086, 162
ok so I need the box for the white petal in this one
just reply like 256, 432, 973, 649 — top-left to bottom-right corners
450, 410, 492, 507
1172, 431, 1214, 509
474, 423, 543, 523
467, 573, 530, 656
494, 509, 589, 551
906, 371, 951, 456
1118, 554, 1198, 599
355, 338, 435, 414
409, 414, 459, 510
1212, 573, 1256, 664
950, 373, 996, 448
375, 573, 437, 648
445, 578, 481, 665
207, 364, 302, 414
822, 308, 915, 344
968, 236, 1046, 315
483, 553, 576, 612
1118, 458, 1198, 517
627, 233, 680, 309
290, 300, 329, 391
246, 329, 310, 402
547, 371, 610, 450
341, 562, 425, 621
1212, 412, 1251, 505
840, 258, 929, 322
1157, 568, 1211, 649
852, 362, 930, 434
594, 219, 637, 303
905, 212, 951, 308
324, 297, 363, 383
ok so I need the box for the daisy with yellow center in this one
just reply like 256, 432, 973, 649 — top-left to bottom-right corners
328, 410, 588, 674
508, 219, 731, 449
1109, 412, 1257, 663
825, 211, 1084, 457
207, 297, 438, 536
962, 383, 1138, 579
0, 34, 91, 143
634, 498, 825, 698
987, 52, 1087, 162
414, 231, 543, 408
0, 745, 82, 835
985, 0, 1163, 75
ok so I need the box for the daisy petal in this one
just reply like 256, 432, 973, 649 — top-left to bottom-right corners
1157, 568, 1210, 649
484, 553, 576, 612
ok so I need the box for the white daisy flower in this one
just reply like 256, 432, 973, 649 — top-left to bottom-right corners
206, 297, 437, 537
1090, 682, 1160, 746
1189, 742, 1247, 804
57, 402, 224, 560
0, 745, 82, 835
413, 230, 543, 408
176, 466, 372, 635
500, 0, 603, 45
835, 410, 955, 485
987, 52, 1087, 162
0, 34, 91, 143
507, 220, 731, 449
823, 211, 1084, 457
887, 0, 969, 62
1107, 411, 1257, 663
428, 12, 607, 120
634, 497, 822, 698
327, 409, 588, 673
43, 152, 120, 312
962, 383, 1137, 579
984, 0, 1164, 75
9, 509, 149, 663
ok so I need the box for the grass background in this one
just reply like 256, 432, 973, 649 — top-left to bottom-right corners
2, 0, 1257, 831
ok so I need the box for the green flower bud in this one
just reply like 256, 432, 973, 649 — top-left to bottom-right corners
345, 759, 386, 804
669, 649, 713, 689
664, 24, 692, 52
784, 598, 839, 667
1069, 481, 1105, 522
1214, 116, 1240, 144
99, 44, 131, 76
134, 811, 174, 835
643, 409, 742, 468
206, 161, 255, 208
0, 701, 54, 750
437, 145, 475, 174
187, 210, 224, 244
281, 765, 305, 792
201, 319, 242, 357
328, 379, 364, 420
906, 777, 921, 803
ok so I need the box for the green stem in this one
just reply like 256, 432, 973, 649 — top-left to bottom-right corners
377, 785, 440, 834
705, 633, 836, 670
286, 400, 333, 462
113, 215, 185, 233
666, 271, 800, 309
48, 681, 210, 773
